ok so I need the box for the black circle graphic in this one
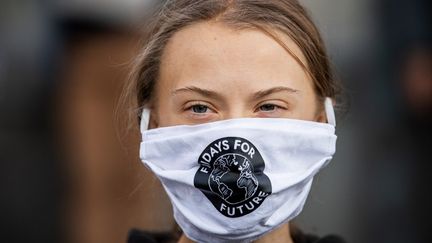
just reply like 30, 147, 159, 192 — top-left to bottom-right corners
194, 137, 272, 218
208, 153, 258, 204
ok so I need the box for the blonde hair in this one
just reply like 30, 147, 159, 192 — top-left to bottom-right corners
121, 0, 340, 125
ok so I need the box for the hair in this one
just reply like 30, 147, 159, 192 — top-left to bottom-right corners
119, 0, 341, 128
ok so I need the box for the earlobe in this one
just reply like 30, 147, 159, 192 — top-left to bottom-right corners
149, 111, 159, 129
316, 110, 327, 123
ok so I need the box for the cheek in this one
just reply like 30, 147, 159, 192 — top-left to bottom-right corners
160, 118, 182, 128
291, 94, 319, 121
154, 106, 184, 128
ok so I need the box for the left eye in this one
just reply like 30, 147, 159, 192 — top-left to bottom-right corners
259, 104, 277, 112
191, 104, 209, 113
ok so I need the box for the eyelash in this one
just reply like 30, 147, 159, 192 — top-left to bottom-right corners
257, 100, 290, 113
185, 102, 214, 114
185, 102, 286, 114
256, 103, 282, 112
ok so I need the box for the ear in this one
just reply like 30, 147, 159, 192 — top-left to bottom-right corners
315, 109, 327, 123
148, 110, 159, 129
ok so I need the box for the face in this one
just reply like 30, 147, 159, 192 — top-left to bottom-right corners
150, 21, 325, 128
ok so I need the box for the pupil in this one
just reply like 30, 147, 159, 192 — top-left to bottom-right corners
261, 104, 275, 111
193, 105, 207, 113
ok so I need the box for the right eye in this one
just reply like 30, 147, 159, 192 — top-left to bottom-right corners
184, 101, 216, 115
182, 101, 218, 123
191, 104, 209, 114
258, 103, 278, 112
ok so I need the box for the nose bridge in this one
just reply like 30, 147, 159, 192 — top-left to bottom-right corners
223, 101, 250, 119
219, 81, 252, 119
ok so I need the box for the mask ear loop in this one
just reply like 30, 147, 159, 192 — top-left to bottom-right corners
140, 108, 151, 132
324, 97, 336, 127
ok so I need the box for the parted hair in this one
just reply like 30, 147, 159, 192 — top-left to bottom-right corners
120, 0, 341, 126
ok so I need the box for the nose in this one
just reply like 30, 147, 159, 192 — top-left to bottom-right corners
222, 106, 252, 120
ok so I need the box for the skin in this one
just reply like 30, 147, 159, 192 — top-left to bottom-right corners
149, 21, 327, 243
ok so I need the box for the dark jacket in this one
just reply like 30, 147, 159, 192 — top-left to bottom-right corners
127, 228, 346, 243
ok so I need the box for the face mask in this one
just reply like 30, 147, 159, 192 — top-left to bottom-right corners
139, 98, 337, 243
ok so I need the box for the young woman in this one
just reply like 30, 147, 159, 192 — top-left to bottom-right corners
124, 0, 344, 242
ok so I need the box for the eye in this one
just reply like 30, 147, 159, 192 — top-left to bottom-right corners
183, 101, 218, 122
259, 104, 278, 112
191, 104, 209, 113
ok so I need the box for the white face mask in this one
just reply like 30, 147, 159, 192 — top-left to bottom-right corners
139, 98, 337, 243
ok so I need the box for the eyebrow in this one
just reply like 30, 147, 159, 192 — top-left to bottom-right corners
171, 86, 224, 100
171, 85, 299, 100
251, 86, 299, 100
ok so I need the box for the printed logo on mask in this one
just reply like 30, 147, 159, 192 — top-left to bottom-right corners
194, 137, 272, 217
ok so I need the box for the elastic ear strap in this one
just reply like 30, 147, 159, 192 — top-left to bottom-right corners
140, 108, 151, 132
324, 97, 336, 126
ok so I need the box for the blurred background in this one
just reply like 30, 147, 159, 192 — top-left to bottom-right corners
0, 0, 431, 243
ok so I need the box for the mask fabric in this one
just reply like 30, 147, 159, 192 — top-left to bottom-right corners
139, 98, 337, 243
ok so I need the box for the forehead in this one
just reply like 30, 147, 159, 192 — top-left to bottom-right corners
158, 21, 312, 92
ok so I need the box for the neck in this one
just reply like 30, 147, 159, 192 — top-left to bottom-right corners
177, 223, 294, 243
